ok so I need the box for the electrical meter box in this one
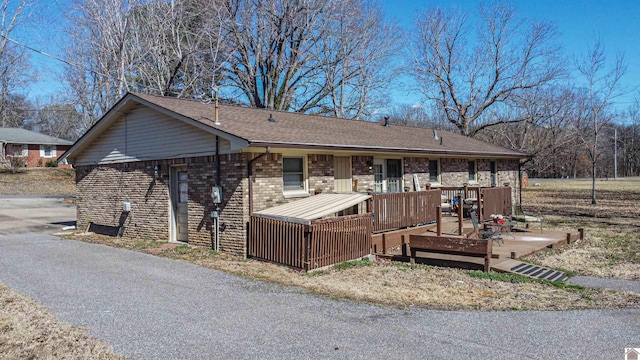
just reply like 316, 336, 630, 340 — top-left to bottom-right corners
211, 186, 223, 204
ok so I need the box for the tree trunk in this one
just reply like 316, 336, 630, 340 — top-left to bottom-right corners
591, 161, 597, 205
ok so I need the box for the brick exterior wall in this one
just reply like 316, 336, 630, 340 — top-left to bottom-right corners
4, 143, 72, 167
76, 151, 521, 258
352, 155, 375, 192
76, 162, 170, 242
403, 157, 430, 191
308, 154, 334, 194
76, 154, 249, 256
440, 158, 471, 186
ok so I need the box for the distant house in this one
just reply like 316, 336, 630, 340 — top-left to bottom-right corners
60, 93, 527, 256
0, 128, 73, 167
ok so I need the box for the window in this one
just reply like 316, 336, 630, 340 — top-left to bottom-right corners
490, 161, 497, 186
429, 160, 440, 183
40, 145, 56, 158
21, 144, 28, 157
386, 159, 402, 193
373, 163, 384, 193
468, 160, 477, 182
283, 157, 305, 191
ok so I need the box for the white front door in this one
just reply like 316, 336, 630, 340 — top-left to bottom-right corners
171, 167, 189, 243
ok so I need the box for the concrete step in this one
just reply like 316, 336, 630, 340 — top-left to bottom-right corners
492, 259, 567, 282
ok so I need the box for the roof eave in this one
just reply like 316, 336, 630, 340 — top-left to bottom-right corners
247, 141, 528, 159
59, 93, 250, 164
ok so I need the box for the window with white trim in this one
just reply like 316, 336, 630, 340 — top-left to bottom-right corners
283, 157, 306, 192
40, 145, 56, 158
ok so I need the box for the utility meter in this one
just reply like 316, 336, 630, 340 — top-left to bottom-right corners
211, 186, 223, 204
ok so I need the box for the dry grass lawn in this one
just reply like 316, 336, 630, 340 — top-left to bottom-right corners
0, 283, 122, 359
1, 175, 639, 357
0, 168, 75, 195
72, 233, 640, 312
521, 179, 640, 280
61, 178, 640, 311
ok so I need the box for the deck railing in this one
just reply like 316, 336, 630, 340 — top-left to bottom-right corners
371, 189, 441, 233
248, 213, 372, 271
436, 186, 480, 202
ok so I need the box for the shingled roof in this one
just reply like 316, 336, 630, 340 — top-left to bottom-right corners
134, 93, 526, 157
0, 127, 73, 145
65, 92, 527, 160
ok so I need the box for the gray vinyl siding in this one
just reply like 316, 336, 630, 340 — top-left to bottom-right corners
75, 105, 231, 165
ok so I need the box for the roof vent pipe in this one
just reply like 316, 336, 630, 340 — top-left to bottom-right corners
268, 114, 276, 123
214, 90, 221, 126
383, 116, 390, 127
440, 136, 443, 146
433, 129, 438, 140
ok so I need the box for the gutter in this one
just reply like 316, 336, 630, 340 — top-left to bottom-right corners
247, 147, 270, 215
246, 142, 528, 159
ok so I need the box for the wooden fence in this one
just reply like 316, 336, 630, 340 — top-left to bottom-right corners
481, 187, 512, 217
248, 213, 372, 271
436, 186, 480, 202
371, 189, 441, 233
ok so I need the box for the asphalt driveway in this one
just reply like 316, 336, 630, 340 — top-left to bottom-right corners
0, 195, 76, 235
0, 196, 638, 359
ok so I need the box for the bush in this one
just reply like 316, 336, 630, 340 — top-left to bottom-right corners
45, 160, 58, 167
7, 156, 26, 173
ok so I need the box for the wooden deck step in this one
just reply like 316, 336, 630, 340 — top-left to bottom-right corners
492, 259, 567, 282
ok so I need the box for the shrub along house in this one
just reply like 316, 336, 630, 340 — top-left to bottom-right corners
60, 92, 527, 259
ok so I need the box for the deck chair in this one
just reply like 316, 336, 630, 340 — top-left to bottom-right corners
468, 209, 503, 244
512, 204, 543, 233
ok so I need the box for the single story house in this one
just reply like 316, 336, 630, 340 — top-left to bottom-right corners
0, 127, 73, 167
60, 92, 527, 257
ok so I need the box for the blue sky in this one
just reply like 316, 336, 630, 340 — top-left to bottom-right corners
382, 0, 640, 109
16, 0, 640, 110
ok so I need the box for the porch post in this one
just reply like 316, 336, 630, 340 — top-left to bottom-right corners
457, 195, 463, 236
477, 187, 483, 222
436, 206, 442, 236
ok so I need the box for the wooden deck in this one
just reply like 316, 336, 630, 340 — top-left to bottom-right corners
379, 216, 583, 273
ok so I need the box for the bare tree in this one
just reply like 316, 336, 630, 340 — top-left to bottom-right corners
219, 0, 398, 117
407, 0, 564, 136
319, 0, 400, 119
576, 40, 626, 204
64, 0, 231, 128
0, 0, 33, 127
127, 0, 229, 98
34, 103, 83, 140
63, 0, 142, 129
0, 93, 33, 128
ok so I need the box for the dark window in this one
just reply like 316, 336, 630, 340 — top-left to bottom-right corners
283, 157, 304, 191
429, 160, 439, 183
386, 159, 402, 192
468, 160, 477, 181
490, 161, 497, 186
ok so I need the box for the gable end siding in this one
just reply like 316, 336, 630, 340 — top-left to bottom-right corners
75, 105, 231, 165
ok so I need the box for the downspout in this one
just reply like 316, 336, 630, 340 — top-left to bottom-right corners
518, 160, 523, 205
215, 136, 221, 186
213, 96, 222, 251
247, 147, 270, 215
